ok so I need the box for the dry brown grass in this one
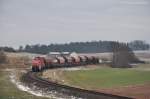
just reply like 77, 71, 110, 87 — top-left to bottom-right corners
0, 52, 31, 69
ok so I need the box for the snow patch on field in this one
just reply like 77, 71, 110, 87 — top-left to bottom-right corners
9, 70, 81, 99
62, 66, 98, 71
4, 68, 16, 72
10, 72, 45, 97
63, 67, 86, 71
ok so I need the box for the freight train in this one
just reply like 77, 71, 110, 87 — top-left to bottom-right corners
31, 55, 99, 72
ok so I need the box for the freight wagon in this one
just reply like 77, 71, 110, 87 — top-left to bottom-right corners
32, 55, 99, 72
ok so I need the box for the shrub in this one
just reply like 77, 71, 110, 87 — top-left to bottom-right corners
0, 50, 7, 64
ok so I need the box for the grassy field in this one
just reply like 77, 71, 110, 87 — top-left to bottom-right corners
0, 52, 50, 99
0, 52, 150, 99
63, 65, 150, 89
0, 70, 49, 99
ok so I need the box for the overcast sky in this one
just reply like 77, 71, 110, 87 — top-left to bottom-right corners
0, 0, 150, 48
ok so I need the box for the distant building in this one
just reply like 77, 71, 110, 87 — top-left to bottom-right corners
47, 51, 71, 57
70, 52, 79, 57
61, 52, 70, 56
47, 52, 61, 57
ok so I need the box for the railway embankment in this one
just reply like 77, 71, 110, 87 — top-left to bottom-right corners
22, 70, 133, 99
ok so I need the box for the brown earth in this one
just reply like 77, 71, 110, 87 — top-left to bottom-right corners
97, 84, 150, 99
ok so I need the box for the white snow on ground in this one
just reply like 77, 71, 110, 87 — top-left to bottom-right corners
134, 50, 150, 54
4, 68, 16, 72
9, 69, 81, 99
63, 67, 86, 71
63, 67, 85, 71
10, 72, 47, 97
62, 66, 98, 71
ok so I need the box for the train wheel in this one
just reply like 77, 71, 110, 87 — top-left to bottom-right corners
32, 67, 38, 72
35, 67, 37, 72
32, 67, 35, 72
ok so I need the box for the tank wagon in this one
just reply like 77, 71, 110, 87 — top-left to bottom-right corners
32, 55, 99, 72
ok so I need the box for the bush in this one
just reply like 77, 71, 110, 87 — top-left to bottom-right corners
0, 51, 6, 64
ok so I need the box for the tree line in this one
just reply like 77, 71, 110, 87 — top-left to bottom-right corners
0, 47, 16, 52
19, 40, 149, 54
0, 40, 149, 54
129, 40, 149, 51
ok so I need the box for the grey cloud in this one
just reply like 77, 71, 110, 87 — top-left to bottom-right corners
0, 0, 150, 48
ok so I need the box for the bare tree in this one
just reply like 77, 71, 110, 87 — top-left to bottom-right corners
111, 42, 139, 68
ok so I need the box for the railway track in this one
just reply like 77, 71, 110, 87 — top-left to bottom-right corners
22, 71, 134, 99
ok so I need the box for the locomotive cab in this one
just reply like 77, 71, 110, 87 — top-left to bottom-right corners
31, 57, 45, 72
